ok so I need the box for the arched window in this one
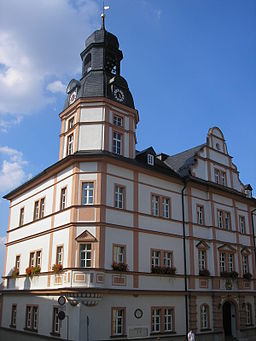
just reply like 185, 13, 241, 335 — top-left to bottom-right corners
200, 304, 209, 330
245, 303, 252, 325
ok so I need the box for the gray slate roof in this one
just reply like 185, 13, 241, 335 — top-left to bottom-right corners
164, 144, 206, 177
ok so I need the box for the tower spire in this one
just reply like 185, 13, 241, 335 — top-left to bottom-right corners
101, 1, 109, 30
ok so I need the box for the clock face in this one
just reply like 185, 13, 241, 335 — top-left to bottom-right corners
69, 90, 77, 104
113, 88, 125, 102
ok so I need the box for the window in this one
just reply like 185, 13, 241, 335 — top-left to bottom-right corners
151, 307, 174, 333
214, 168, 226, 185
219, 252, 234, 273
25, 306, 38, 331
56, 246, 63, 265
67, 134, 73, 155
162, 197, 170, 218
29, 251, 41, 268
200, 304, 209, 330
199, 250, 207, 271
217, 210, 231, 230
33, 198, 45, 221
239, 216, 246, 234
39, 198, 45, 219
113, 132, 122, 155
151, 194, 171, 218
163, 251, 172, 268
60, 188, 66, 210
52, 307, 60, 334
152, 195, 160, 216
115, 185, 124, 209
10, 304, 17, 328
33, 201, 39, 220
242, 255, 249, 275
82, 182, 94, 205
15, 255, 20, 274
113, 115, 123, 127
245, 303, 252, 325
19, 208, 24, 226
151, 250, 160, 268
197, 205, 204, 225
147, 154, 154, 166
151, 249, 173, 270
112, 308, 125, 336
152, 308, 161, 333
113, 245, 125, 263
80, 244, 91, 268
68, 117, 74, 130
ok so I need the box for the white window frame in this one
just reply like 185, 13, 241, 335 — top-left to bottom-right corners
115, 186, 124, 209
56, 246, 63, 265
113, 115, 123, 127
152, 195, 159, 216
199, 250, 207, 271
82, 182, 94, 205
67, 134, 73, 155
152, 308, 161, 333
201, 305, 209, 329
113, 132, 122, 155
113, 245, 125, 263
162, 197, 170, 218
163, 251, 172, 268
152, 250, 160, 267
239, 216, 246, 234
60, 188, 66, 210
113, 308, 124, 336
147, 154, 154, 166
80, 243, 92, 268
164, 308, 173, 332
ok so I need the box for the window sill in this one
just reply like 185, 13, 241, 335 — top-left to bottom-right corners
150, 331, 176, 336
110, 334, 127, 338
50, 332, 61, 337
9, 324, 16, 329
24, 328, 38, 333
200, 328, 211, 332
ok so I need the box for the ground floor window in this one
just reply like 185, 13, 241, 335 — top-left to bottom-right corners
200, 304, 210, 330
52, 307, 60, 334
25, 305, 38, 331
151, 306, 175, 333
245, 303, 252, 326
10, 304, 17, 328
112, 308, 125, 336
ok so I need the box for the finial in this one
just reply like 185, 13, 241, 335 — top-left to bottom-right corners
101, 0, 110, 30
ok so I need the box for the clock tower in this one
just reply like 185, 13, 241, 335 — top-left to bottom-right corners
59, 25, 139, 160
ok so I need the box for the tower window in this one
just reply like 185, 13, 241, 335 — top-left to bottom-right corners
67, 134, 73, 155
113, 115, 123, 127
80, 243, 92, 268
113, 132, 122, 155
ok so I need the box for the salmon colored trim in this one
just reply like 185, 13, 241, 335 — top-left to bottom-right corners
47, 175, 57, 286
233, 199, 242, 277
99, 162, 107, 268
133, 171, 139, 288
187, 186, 195, 288
209, 191, 218, 277
59, 119, 65, 160
247, 205, 256, 278
206, 147, 211, 181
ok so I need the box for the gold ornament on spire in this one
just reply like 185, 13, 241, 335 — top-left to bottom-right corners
101, 0, 110, 29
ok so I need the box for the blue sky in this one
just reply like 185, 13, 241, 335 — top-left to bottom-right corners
0, 0, 255, 276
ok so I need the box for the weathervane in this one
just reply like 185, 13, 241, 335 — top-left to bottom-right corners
101, 0, 110, 29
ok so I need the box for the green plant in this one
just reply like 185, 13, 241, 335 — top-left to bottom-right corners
26, 265, 41, 278
52, 264, 63, 274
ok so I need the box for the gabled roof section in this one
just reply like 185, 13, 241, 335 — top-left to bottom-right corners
164, 144, 206, 177
75, 230, 97, 242
218, 243, 236, 253
196, 240, 210, 249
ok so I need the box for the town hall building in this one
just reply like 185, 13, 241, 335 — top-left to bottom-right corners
1, 19, 256, 341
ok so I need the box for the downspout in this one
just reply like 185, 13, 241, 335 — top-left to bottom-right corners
251, 208, 256, 272
182, 180, 189, 340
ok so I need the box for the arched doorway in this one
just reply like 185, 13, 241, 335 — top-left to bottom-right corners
222, 301, 237, 338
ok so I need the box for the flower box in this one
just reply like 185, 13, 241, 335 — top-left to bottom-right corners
220, 271, 238, 280
26, 265, 41, 278
243, 272, 252, 280
199, 269, 210, 277
151, 266, 176, 275
52, 264, 63, 274
112, 262, 128, 272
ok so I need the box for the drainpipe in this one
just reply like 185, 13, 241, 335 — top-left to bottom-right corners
251, 208, 256, 272
182, 180, 189, 340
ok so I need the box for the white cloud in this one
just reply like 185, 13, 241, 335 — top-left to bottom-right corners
0, 146, 28, 193
0, 0, 99, 121
47, 80, 66, 94
0, 236, 6, 245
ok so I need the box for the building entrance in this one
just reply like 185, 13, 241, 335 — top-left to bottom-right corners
222, 301, 236, 338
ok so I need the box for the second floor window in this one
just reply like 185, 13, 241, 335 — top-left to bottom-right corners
217, 210, 231, 230
113, 115, 123, 127
34, 198, 45, 221
82, 182, 94, 205
152, 250, 160, 267
239, 216, 246, 234
40, 198, 45, 219
29, 250, 41, 268
80, 243, 91, 268
162, 198, 170, 218
15, 255, 20, 274
67, 134, 73, 155
113, 245, 125, 263
115, 186, 124, 209
152, 195, 160, 216
199, 250, 207, 271
56, 246, 63, 265
242, 255, 249, 274
34, 201, 39, 220
197, 205, 204, 225
163, 251, 172, 267
60, 188, 66, 210
113, 132, 122, 155
19, 207, 24, 226
220, 252, 234, 273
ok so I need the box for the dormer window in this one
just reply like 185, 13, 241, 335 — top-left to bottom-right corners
113, 115, 123, 127
147, 154, 154, 166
